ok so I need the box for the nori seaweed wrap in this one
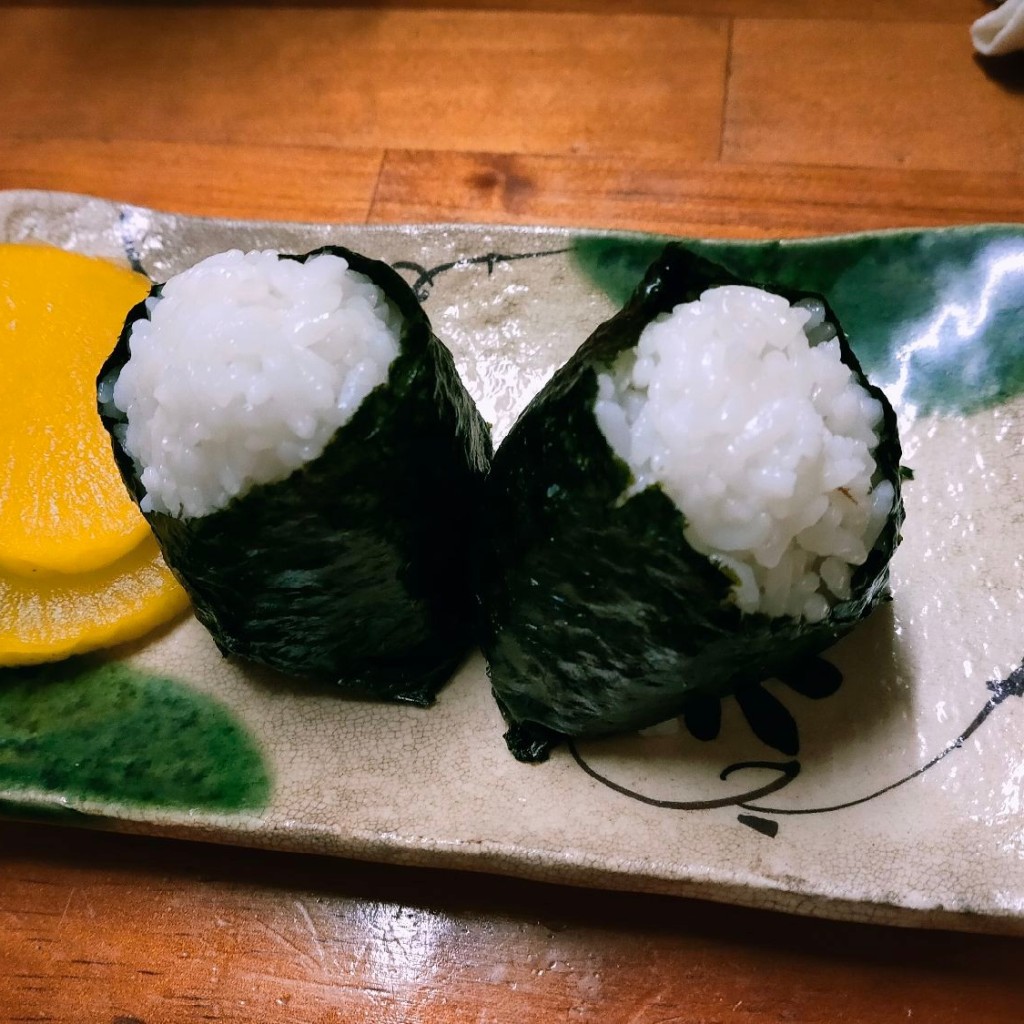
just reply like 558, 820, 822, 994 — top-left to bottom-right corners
479, 244, 904, 759
98, 245, 491, 705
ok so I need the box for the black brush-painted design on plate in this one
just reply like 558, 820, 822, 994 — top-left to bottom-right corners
117, 208, 148, 276
677, 657, 842, 756
393, 248, 572, 302
570, 661, 1024, 838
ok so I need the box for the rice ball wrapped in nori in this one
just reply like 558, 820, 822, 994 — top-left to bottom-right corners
479, 244, 904, 759
97, 246, 491, 705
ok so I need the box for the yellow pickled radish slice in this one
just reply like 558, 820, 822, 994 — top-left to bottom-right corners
0, 244, 151, 575
0, 534, 190, 666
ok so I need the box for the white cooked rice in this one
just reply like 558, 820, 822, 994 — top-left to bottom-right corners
108, 249, 402, 519
593, 285, 895, 623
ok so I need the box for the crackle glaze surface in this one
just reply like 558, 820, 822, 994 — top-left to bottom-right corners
2, 191, 1023, 934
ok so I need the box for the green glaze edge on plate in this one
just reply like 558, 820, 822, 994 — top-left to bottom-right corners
573, 227, 1024, 418
0, 659, 270, 813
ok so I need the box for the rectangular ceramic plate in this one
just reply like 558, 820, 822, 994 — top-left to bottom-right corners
3, 190, 1024, 935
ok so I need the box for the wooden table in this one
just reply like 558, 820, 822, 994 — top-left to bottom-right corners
1, 3, 1022, 1020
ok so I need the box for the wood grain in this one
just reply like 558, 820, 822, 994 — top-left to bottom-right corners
0, 8, 728, 160
0, 139, 383, 222
1, 822, 1020, 1024
13, 0, 993, 21
724, 20, 1024, 173
371, 149, 1024, 234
